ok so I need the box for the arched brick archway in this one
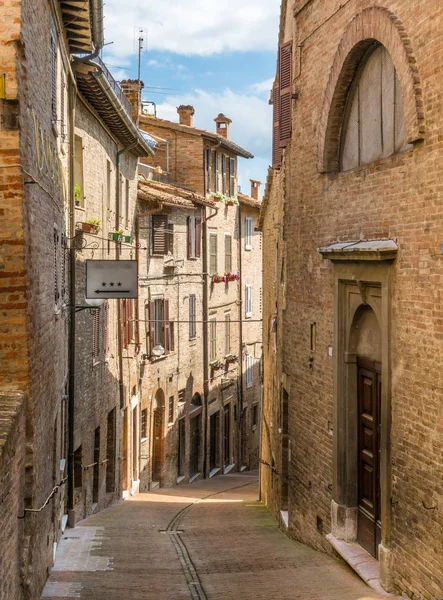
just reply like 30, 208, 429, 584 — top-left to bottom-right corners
318, 6, 424, 173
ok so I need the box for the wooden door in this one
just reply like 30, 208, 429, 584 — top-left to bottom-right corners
178, 418, 185, 477
210, 412, 219, 471
224, 404, 231, 467
190, 416, 200, 477
357, 357, 382, 558
152, 408, 164, 483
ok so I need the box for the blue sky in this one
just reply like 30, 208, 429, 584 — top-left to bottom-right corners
102, 0, 282, 197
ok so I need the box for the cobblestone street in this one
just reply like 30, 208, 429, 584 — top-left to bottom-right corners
41, 473, 391, 600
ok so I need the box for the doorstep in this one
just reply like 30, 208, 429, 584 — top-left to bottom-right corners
189, 472, 201, 484
326, 534, 402, 598
209, 467, 221, 478
223, 464, 235, 475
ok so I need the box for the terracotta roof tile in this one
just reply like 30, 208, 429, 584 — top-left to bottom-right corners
138, 176, 215, 209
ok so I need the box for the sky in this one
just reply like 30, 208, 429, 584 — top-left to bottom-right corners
102, 0, 282, 197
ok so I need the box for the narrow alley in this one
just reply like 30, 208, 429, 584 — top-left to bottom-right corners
42, 474, 392, 600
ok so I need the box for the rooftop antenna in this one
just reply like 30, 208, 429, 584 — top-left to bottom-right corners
134, 27, 148, 125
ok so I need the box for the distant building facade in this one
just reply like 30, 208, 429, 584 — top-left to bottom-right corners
260, 1, 443, 599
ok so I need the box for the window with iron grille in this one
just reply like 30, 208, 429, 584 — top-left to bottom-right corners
168, 396, 175, 424
210, 318, 217, 362
189, 294, 197, 340
209, 234, 217, 275
224, 234, 232, 273
141, 408, 148, 439
187, 215, 201, 259
151, 214, 173, 255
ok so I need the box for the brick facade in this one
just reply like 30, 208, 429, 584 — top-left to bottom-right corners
261, 2, 443, 599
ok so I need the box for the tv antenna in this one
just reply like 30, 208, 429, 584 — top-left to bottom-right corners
134, 27, 148, 84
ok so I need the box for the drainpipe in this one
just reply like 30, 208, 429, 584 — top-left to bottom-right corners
202, 205, 219, 478
238, 203, 244, 471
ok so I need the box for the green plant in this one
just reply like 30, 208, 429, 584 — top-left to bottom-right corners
85, 218, 102, 232
74, 183, 82, 202
112, 227, 125, 235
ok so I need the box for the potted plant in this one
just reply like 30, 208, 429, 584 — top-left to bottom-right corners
210, 192, 225, 203
210, 359, 224, 371
74, 183, 82, 206
110, 227, 124, 242
81, 219, 102, 234
212, 274, 226, 284
225, 196, 239, 207
225, 354, 238, 365
123, 234, 132, 244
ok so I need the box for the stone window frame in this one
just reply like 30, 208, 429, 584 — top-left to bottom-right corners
317, 6, 425, 174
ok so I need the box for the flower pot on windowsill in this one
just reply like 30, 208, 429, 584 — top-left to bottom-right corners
226, 200, 235, 206
123, 235, 132, 244
81, 222, 99, 234
110, 232, 122, 242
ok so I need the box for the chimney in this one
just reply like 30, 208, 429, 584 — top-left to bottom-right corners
214, 113, 232, 139
177, 105, 195, 127
120, 79, 144, 122
250, 179, 262, 201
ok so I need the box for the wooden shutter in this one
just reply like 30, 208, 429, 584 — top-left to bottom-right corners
279, 41, 293, 147
167, 222, 174, 254
51, 27, 57, 123
164, 299, 170, 354
187, 216, 192, 258
229, 158, 236, 197
225, 235, 232, 272
222, 155, 227, 194
152, 214, 168, 255
214, 152, 219, 192
272, 83, 282, 168
189, 295, 196, 339
128, 299, 134, 343
195, 217, 201, 258
104, 302, 109, 358
149, 301, 155, 353
209, 234, 217, 274
206, 149, 212, 193
92, 308, 101, 360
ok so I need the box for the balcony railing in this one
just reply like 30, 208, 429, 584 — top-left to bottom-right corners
92, 56, 132, 119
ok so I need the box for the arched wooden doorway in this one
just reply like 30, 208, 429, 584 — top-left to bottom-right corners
152, 390, 165, 485
351, 306, 382, 558
189, 394, 202, 478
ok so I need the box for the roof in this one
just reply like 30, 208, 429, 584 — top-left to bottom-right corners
238, 193, 261, 210
138, 176, 215, 209
60, 0, 104, 55
75, 59, 153, 157
139, 114, 254, 159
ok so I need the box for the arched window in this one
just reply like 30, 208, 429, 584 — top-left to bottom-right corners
340, 43, 410, 171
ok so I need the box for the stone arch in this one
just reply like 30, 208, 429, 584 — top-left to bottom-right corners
318, 6, 424, 173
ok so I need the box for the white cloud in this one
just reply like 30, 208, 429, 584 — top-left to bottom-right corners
249, 78, 274, 96
153, 87, 272, 194
103, 0, 281, 58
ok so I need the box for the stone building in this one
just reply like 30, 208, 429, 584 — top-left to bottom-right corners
122, 82, 264, 485
260, 1, 443, 599
0, 1, 151, 597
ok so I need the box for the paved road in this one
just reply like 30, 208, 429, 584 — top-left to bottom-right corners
41, 473, 390, 600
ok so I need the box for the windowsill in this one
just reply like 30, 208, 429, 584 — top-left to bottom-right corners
245, 246, 252, 251
245, 314, 252, 319
246, 383, 253, 389
75, 205, 86, 212
188, 257, 199, 261
189, 337, 197, 343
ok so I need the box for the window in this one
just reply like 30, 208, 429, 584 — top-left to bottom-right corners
106, 160, 112, 213
104, 301, 110, 359
53, 227, 60, 306
106, 409, 116, 492
205, 148, 212, 194
168, 396, 175, 424
225, 313, 231, 355
210, 318, 217, 362
212, 151, 218, 192
50, 21, 57, 123
246, 355, 253, 388
229, 158, 236, 197
121, 299, 134, 350
119, 173, 124, 224
245, 217, 253, 250
178, 389, 186, 405
151, 214, 173, 255
245, 285, 252, 318
74, 446, 82, 489
252, 403, 258, 428
187, 215, 201, 258
272, 41, 293, 169
149, 298, 173, 355
209, 234, 217, 275
74, 135, 84, 207
341, 44, 409, 171
189, 294, 197, 340
141, 408, 148, 439
225, 234, 232, 272
92, 307, 101, 362
60, 71, 66, 141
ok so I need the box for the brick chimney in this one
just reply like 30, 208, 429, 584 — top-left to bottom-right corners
177, 105, 195, 127
120, 79, 144, 122
214, 113, 232, 139
250, 179, 262, 201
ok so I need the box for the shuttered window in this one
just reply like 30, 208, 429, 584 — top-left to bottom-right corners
245, 285, 252, 318
245, 217, 253, 250
104, 301, 110, 359
279, 41, 293, 147
106, 160, 112, 213
187, 215, 201, 259
53, 228, 60, 305
205, 148, 212, 193
209, 234, 217, 274
152, 215, 172, 255
225, 234, 232, 272
225, 313, 231, 355
246, 355, 253, 388
272, 84, 282, 169
125, 179, 130, 227
212, 151, 218, 192
168, 396, 175, 424
141, 408, 148, 439
50, 22, 57, 123
60, 71, 65, 141
229, 158, 236, 197
210, 318, 217, 362
221, 155, 227, 194
341, 44, 409, 171
149, 299, 173, 355
92, 307, 101, 362
189, 294, 197, 339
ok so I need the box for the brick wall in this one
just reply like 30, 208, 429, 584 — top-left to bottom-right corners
262, 1, 443, 598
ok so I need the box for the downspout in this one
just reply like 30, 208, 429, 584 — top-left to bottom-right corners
238, 203, 244, 470
67, 74, 77, 528
202, 205, 219, 478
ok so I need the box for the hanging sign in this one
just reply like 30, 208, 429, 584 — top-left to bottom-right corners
86, 260, 138, 299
